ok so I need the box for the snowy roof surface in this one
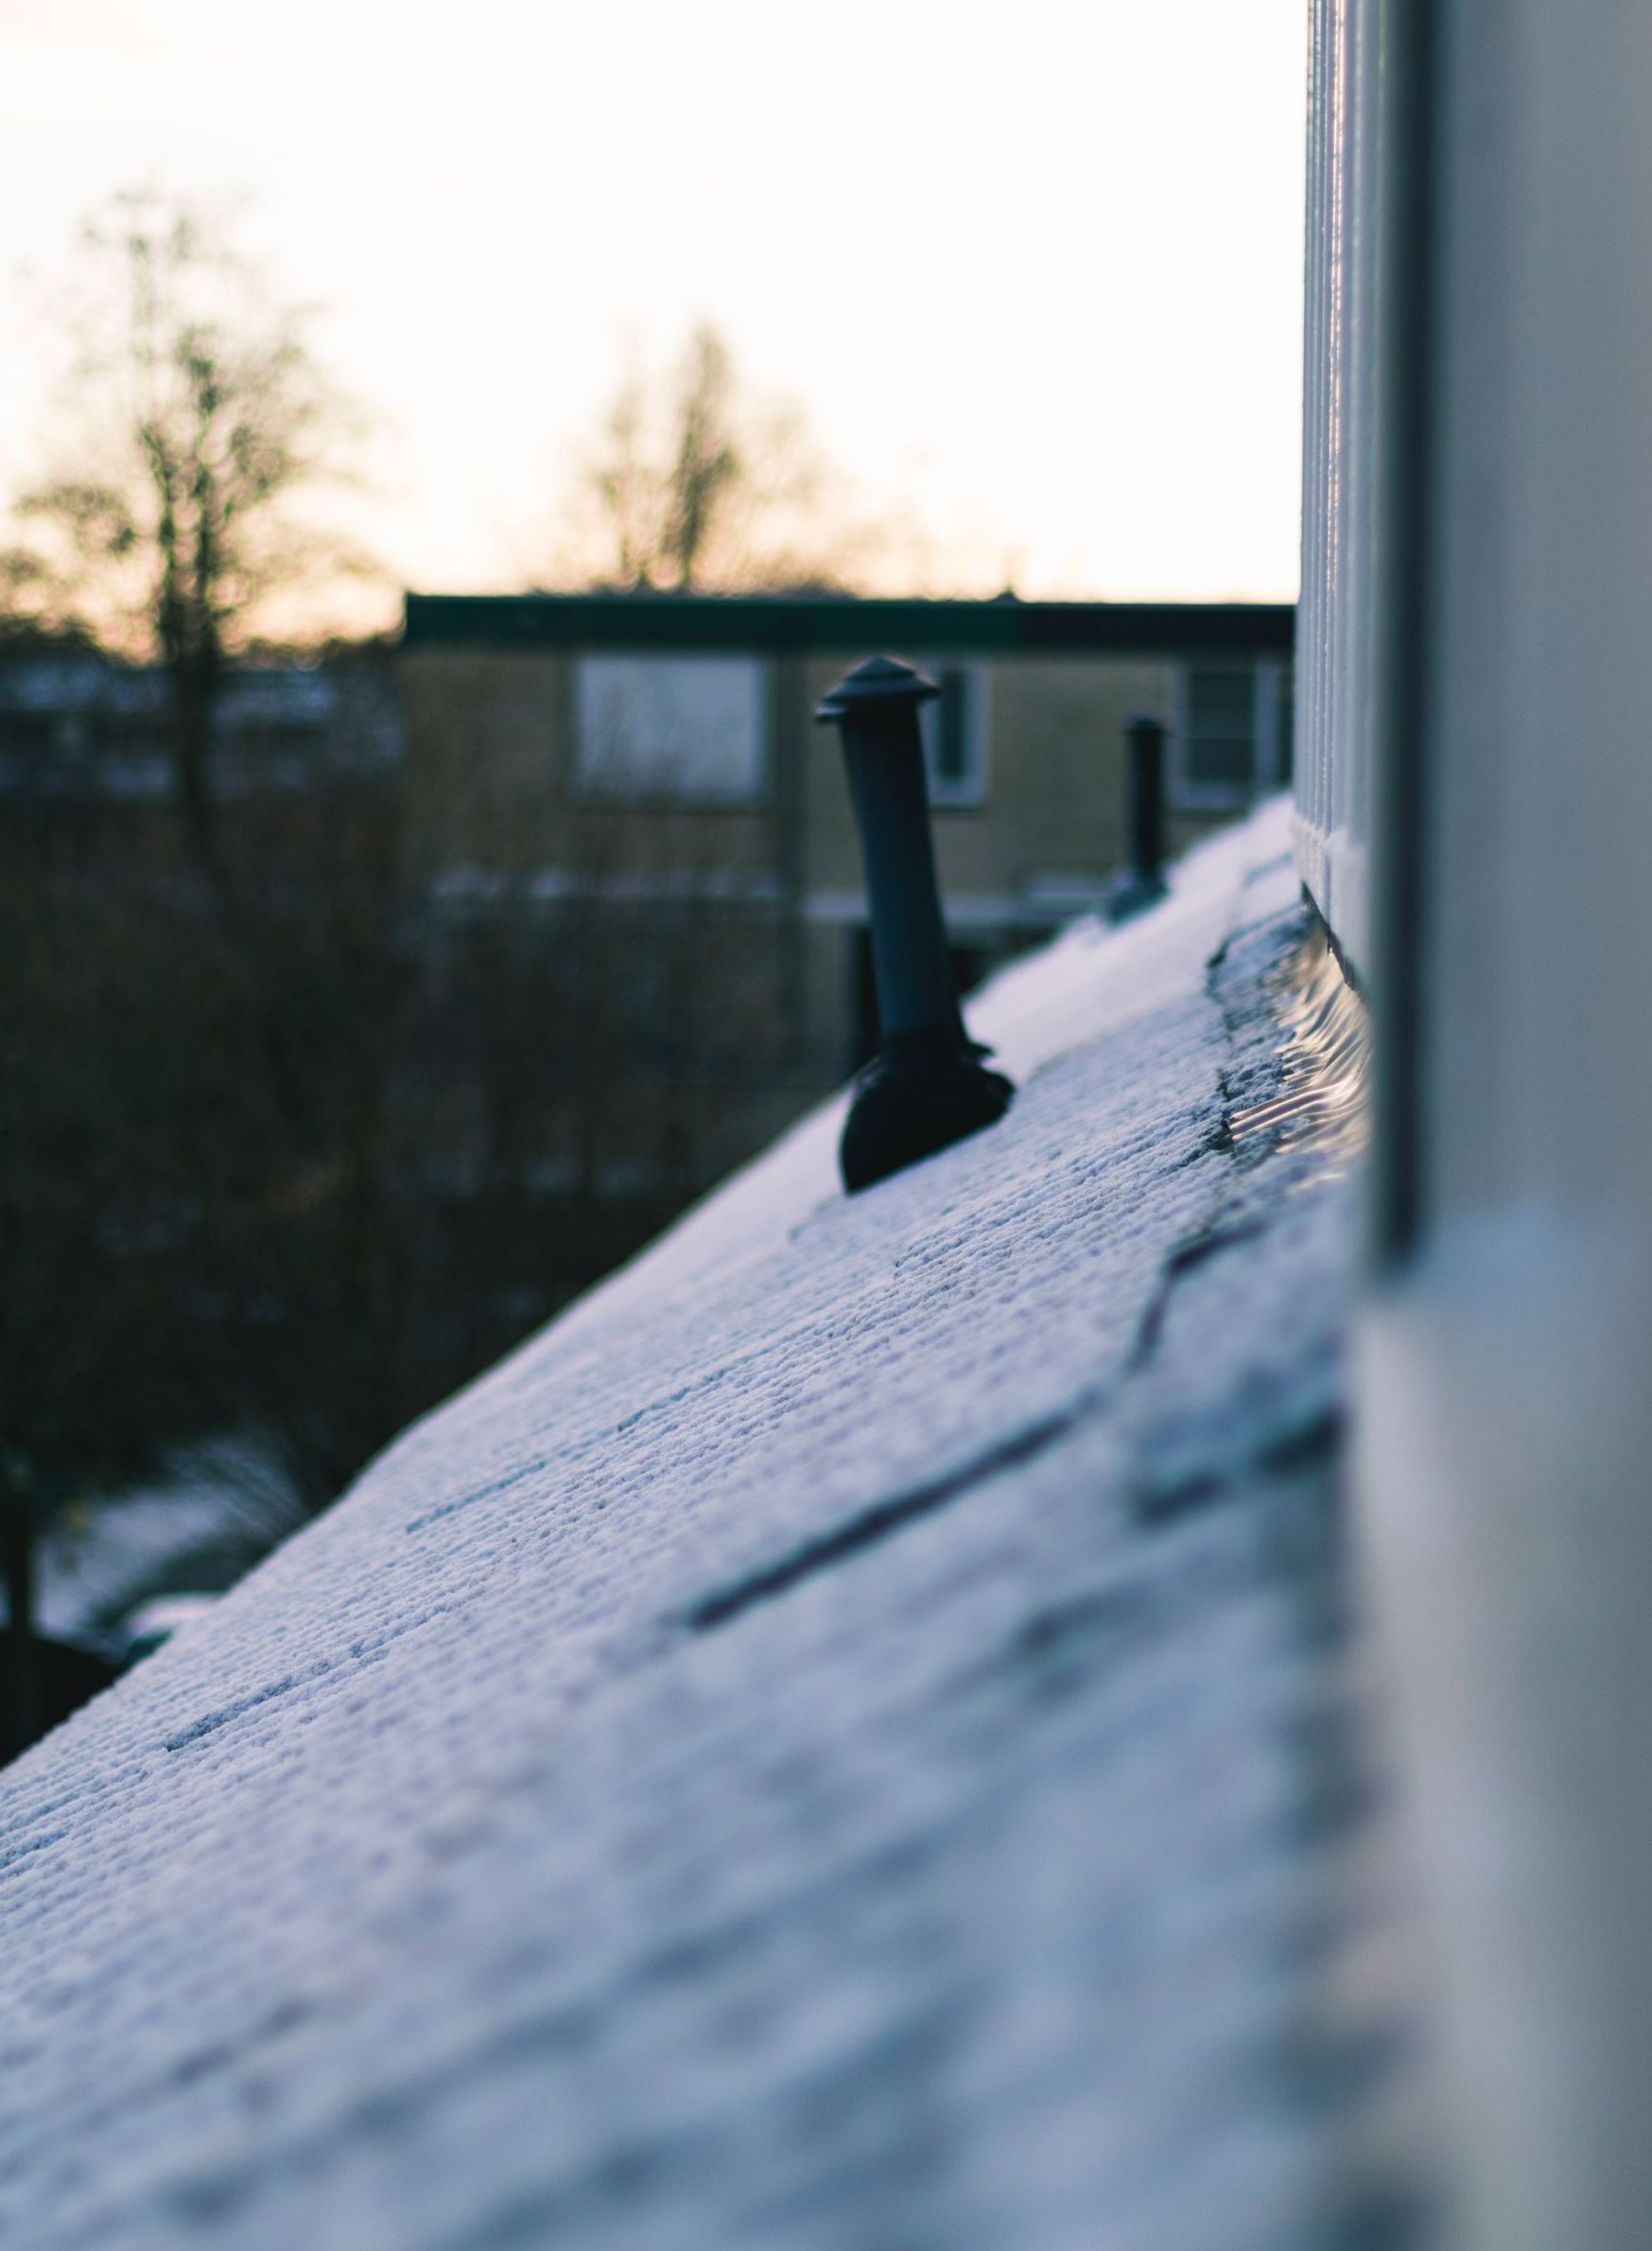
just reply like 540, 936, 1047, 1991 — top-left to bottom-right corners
0, 798, 1402, 2251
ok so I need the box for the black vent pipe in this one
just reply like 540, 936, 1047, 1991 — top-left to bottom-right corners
816, 654, 1013, 1193
1104, 712, 1171, 922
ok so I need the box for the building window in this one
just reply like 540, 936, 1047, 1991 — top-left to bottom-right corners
918, 662, 988, 807
573, 655, 767, 806
1173, 662, 1292, 810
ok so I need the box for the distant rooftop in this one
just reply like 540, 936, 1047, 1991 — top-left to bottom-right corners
402, 590, 1297, 656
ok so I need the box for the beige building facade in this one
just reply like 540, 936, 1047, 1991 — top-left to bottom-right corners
400, 593, 1294, 1178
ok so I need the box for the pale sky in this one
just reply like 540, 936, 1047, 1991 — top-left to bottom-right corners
0, 0, 1307, 620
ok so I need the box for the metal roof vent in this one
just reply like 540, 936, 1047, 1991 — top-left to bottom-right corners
816, 654, 1014, 1193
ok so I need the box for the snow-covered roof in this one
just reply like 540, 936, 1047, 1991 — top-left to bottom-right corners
0, 798, 1404, 2250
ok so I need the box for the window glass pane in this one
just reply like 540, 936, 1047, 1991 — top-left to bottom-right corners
1276, 671, 1296, 782
1188, 669, 1255, 737
935, 670, 970, 782
917, 660, 986, 803
1184, 668, 1257, 796
575, 656, 766, 805
1185, 735, 1255, 790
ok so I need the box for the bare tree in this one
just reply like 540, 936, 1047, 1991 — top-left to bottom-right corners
558, 323, 864, 593
660, 324, 741, 588
2, 186, 376, 881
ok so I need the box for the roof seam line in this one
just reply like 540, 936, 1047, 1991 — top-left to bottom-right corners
681, 1396, 1099, 1633
682, 857, 1281, 1637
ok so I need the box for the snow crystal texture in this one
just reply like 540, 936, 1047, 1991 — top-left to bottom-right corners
0, 799, 1405, 2251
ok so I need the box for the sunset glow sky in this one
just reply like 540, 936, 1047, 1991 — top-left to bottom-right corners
0, 0, 1308, 621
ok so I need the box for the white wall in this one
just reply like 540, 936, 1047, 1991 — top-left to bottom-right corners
1294, 0, 1380, 973
1302, 4, 1652, 2244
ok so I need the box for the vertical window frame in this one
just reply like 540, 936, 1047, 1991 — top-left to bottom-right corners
915, 656, 990, 809
1171, 660, 1290, 811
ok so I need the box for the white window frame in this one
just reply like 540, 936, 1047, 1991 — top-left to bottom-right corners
1170, 659, 1290, 812
915, 656, 990, 809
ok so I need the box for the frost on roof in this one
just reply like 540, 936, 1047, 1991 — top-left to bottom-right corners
0, 798, 1416, 2251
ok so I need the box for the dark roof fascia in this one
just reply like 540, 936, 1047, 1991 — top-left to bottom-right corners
401, 593, 1296, 659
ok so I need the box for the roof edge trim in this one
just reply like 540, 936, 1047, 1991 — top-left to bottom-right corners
400, 593, 1296, 657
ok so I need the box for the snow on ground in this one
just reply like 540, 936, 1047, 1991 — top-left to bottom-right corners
0, 798, 1415, 2250
23, 1437, 305, 1657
